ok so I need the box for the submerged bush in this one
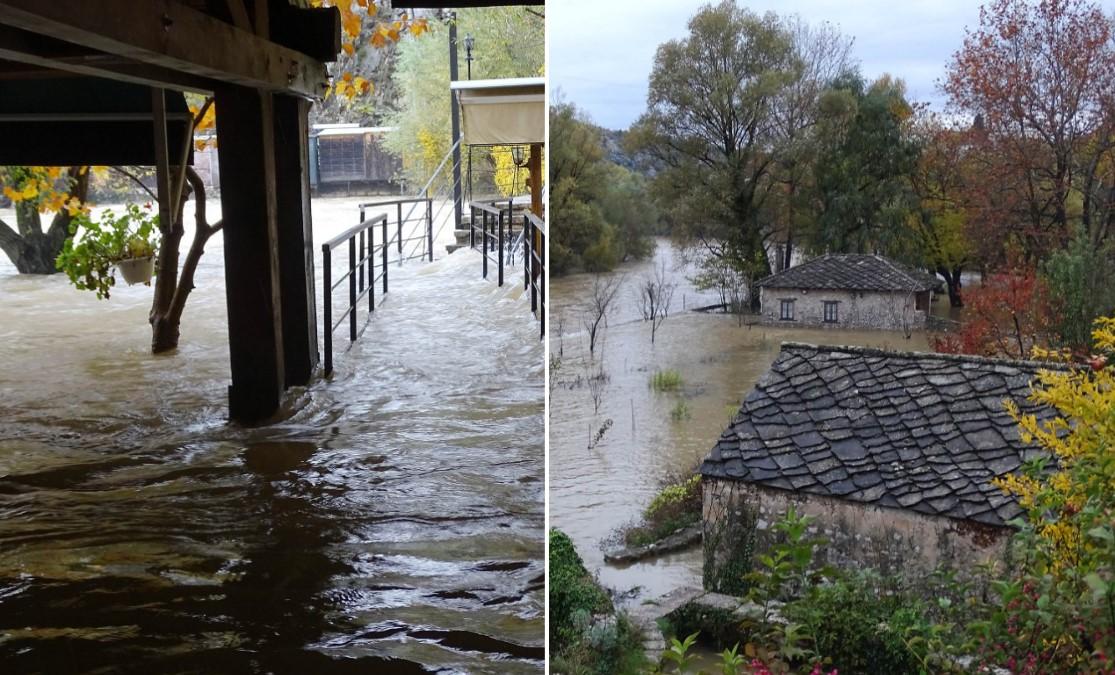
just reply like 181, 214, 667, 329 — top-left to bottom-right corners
650, 369, 683, 391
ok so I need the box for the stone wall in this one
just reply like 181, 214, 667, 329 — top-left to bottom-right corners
758, 287, 928, 331
703, 478, 1010, 587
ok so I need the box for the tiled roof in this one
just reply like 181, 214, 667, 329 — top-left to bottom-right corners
700, 343, 1066, 527
757, 254, 941, 292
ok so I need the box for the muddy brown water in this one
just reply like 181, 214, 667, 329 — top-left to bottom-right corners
0, 199, 543, 674
549, 240, 933, 603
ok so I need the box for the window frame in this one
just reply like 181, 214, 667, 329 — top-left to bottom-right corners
823, 300, 839, 324
779, 298, 795, 321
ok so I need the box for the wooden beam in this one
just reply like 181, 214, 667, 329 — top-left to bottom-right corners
273, 94, 319, 386
0, 24, 215, 92
0, 0, 332, 98
215, 84, 286, 422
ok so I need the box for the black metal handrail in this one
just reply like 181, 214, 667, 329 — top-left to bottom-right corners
524, 211, 546, 338
357, 197, 433, 264
469, 199, 518, 286
322, 213, 389, 375
468, 199, 545, 337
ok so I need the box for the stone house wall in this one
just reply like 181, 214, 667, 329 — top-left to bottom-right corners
758, 286, 929, 331
702, 478, 1010, 584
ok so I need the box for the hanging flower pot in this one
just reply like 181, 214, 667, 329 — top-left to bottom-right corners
116, 255, 155, 285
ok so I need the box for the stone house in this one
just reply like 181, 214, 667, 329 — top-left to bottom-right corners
700, 343, 1061, 586
756, 254, 941, 331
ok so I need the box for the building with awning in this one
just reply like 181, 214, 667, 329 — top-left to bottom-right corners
451, 76, 545, 217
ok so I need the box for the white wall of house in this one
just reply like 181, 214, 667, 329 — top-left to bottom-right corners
758, 286, 929, 331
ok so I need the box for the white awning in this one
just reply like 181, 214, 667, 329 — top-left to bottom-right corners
451, 77, 544, 145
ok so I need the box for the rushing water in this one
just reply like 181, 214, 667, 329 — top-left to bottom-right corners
0, 198, 544, 673
549, 239, 934, 602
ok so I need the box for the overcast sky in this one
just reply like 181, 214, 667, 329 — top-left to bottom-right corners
549, 0, 1115, 130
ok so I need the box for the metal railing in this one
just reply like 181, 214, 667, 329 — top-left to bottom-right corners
322, 213, 389, 375
469, 198, 545, 337
524, 211, 546, 338
357, 197, 433, 264
469, 199, 521, 286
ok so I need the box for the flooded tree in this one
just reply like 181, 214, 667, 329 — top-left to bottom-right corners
636, 260, 676, 343
0, 166, 90, 274
628, 2, 797, 301
581, 273, 622, 355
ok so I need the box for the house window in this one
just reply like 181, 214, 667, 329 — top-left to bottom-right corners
780, 299, 795, 321
823, 301, 839, 323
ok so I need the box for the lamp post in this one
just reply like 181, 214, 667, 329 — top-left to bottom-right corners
464, 34, 474, 80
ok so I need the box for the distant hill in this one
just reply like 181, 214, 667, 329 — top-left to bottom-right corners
598, 127, 661, 177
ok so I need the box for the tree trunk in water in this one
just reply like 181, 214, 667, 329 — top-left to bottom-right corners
0, 168, 90, 273
149, 167, 220, 354
937, 265, 964, 308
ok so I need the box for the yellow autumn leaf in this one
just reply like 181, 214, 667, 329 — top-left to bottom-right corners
342, 42, 354, 55
20, 183, 38, 199
370, 30, 386, 48
3, 185, 19, 201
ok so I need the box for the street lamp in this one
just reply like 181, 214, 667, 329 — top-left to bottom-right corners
511, 145, 527, 167
463, 34, 474, 80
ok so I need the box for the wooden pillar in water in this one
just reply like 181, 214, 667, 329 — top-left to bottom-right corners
273, 94, 318, 387
214, 85, 285, 423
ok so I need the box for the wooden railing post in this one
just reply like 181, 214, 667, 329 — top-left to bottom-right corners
382, 217, 388, 294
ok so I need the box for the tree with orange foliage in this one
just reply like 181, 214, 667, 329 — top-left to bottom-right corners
944, 0, 1115, 255
932, 264, 1053, 358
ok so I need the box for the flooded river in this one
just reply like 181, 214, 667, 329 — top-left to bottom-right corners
0, 198, 544, 673
549, 240, 932, 603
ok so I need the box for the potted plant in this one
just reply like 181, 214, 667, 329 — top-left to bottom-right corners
115, 228, 158, 285
56, 203, 161, 298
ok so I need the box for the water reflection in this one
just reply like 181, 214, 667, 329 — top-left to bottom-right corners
0, 200, 543, 673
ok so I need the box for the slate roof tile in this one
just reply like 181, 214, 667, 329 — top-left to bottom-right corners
700, 342, 1067, 528
756, 254, 942, 292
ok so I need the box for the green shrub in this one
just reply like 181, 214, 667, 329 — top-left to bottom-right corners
669, 400, 691, 422
550, 529, 612, 653
650, 369, 683, 391
622, 475, 701, 547
785, 578, 930, 675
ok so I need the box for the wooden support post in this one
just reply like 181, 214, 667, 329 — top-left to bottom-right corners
215, 84, 285, 422
528, 142, 543, 217
273, 94, 318, 387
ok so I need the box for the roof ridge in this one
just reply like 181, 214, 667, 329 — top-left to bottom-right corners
872, 254, 922, 289
779, 341, 1072, 372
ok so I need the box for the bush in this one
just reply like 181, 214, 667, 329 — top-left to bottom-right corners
620, 475, 701, 548
550, 529, 612, 653
786, 578, 930, 675
650, 369, 683, 391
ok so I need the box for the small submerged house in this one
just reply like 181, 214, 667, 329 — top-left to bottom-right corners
700, 343, 1060, 581
756, 254, 941, 331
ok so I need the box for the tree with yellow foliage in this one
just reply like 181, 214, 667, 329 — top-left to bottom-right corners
975, 316, 1115, 673
0, 166, 91, 274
